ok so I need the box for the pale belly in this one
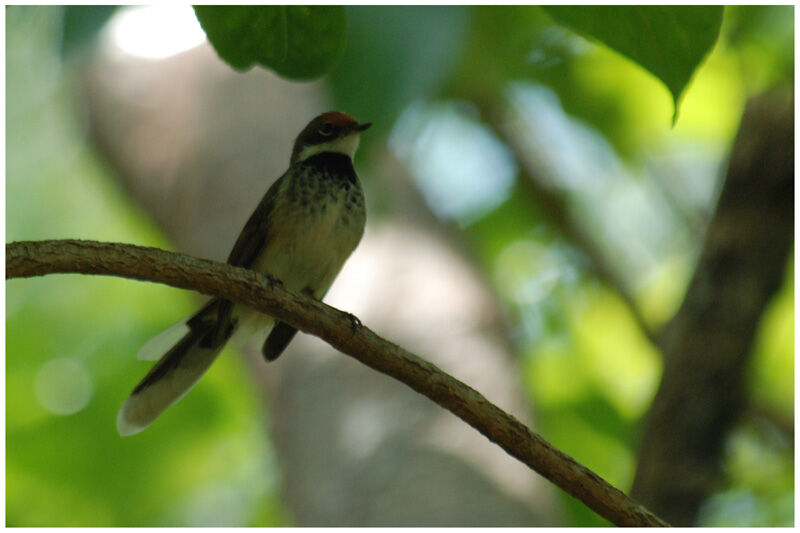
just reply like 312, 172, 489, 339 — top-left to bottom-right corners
231, 188, 365, 347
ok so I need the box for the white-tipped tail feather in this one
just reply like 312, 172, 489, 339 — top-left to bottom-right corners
118, 331, 225, 436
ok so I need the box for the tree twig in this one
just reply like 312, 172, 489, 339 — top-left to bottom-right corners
6, 239, 669, 527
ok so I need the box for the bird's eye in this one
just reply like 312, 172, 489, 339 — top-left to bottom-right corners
318, 123, 335, 137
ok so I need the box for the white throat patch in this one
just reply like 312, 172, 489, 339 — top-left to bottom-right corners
297, 132, 361, 162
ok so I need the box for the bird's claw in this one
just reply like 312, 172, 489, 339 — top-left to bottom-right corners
345, 312, 362, 331
265, 273, 283, 286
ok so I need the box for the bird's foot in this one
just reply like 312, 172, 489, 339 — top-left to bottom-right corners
344, 312, 362, 332
264, 273, 283, 286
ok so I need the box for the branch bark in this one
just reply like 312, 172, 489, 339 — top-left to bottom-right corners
7, 239, 668, 527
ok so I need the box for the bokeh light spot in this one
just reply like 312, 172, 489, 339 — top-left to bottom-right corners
390, 101, 517, 226
105, 6, 206, 60
34, 358, 93, 415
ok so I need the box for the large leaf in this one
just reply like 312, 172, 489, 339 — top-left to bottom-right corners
543, 6, 723, 114
193, 6, 346, 79
328, 6, 469, 140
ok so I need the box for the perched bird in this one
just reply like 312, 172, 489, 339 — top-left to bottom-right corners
118, 111, 370, 435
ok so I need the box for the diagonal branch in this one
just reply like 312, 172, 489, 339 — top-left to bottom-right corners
6, 239, 668, 527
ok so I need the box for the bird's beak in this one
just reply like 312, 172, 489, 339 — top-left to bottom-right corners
352, 122, 372, 133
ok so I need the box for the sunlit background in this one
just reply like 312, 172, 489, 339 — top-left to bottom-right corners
6, 5, 794, 526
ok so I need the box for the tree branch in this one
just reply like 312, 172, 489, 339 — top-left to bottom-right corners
6, 239, 668, 527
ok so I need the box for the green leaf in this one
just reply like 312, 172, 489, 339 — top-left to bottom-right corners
193, 6, 346, 80
328, 6, 469, 139
60, 6, 118, 57
542, 6, 724, 118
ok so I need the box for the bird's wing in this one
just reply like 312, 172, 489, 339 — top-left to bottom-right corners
225, 169, 307, 363
226, 170, 288, 268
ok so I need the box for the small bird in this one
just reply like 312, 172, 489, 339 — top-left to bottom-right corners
117, 111, 370, 435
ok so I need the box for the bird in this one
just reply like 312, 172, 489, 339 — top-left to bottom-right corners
117, 111, 371, 436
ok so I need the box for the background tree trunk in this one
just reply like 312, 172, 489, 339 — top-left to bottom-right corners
630, 87, 794, 525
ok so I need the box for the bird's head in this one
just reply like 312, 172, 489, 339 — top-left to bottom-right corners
291, 111, 371, 164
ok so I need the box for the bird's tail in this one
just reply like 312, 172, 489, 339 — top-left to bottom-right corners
117, 298, 234, 436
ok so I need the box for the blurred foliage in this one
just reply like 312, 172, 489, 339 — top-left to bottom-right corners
60, 5, 117, 57
194, 6, 346, 78
543, 6, 723, 117
749, 259, 795, 417
699, 421, 794, 526
6, 4, 794, 527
